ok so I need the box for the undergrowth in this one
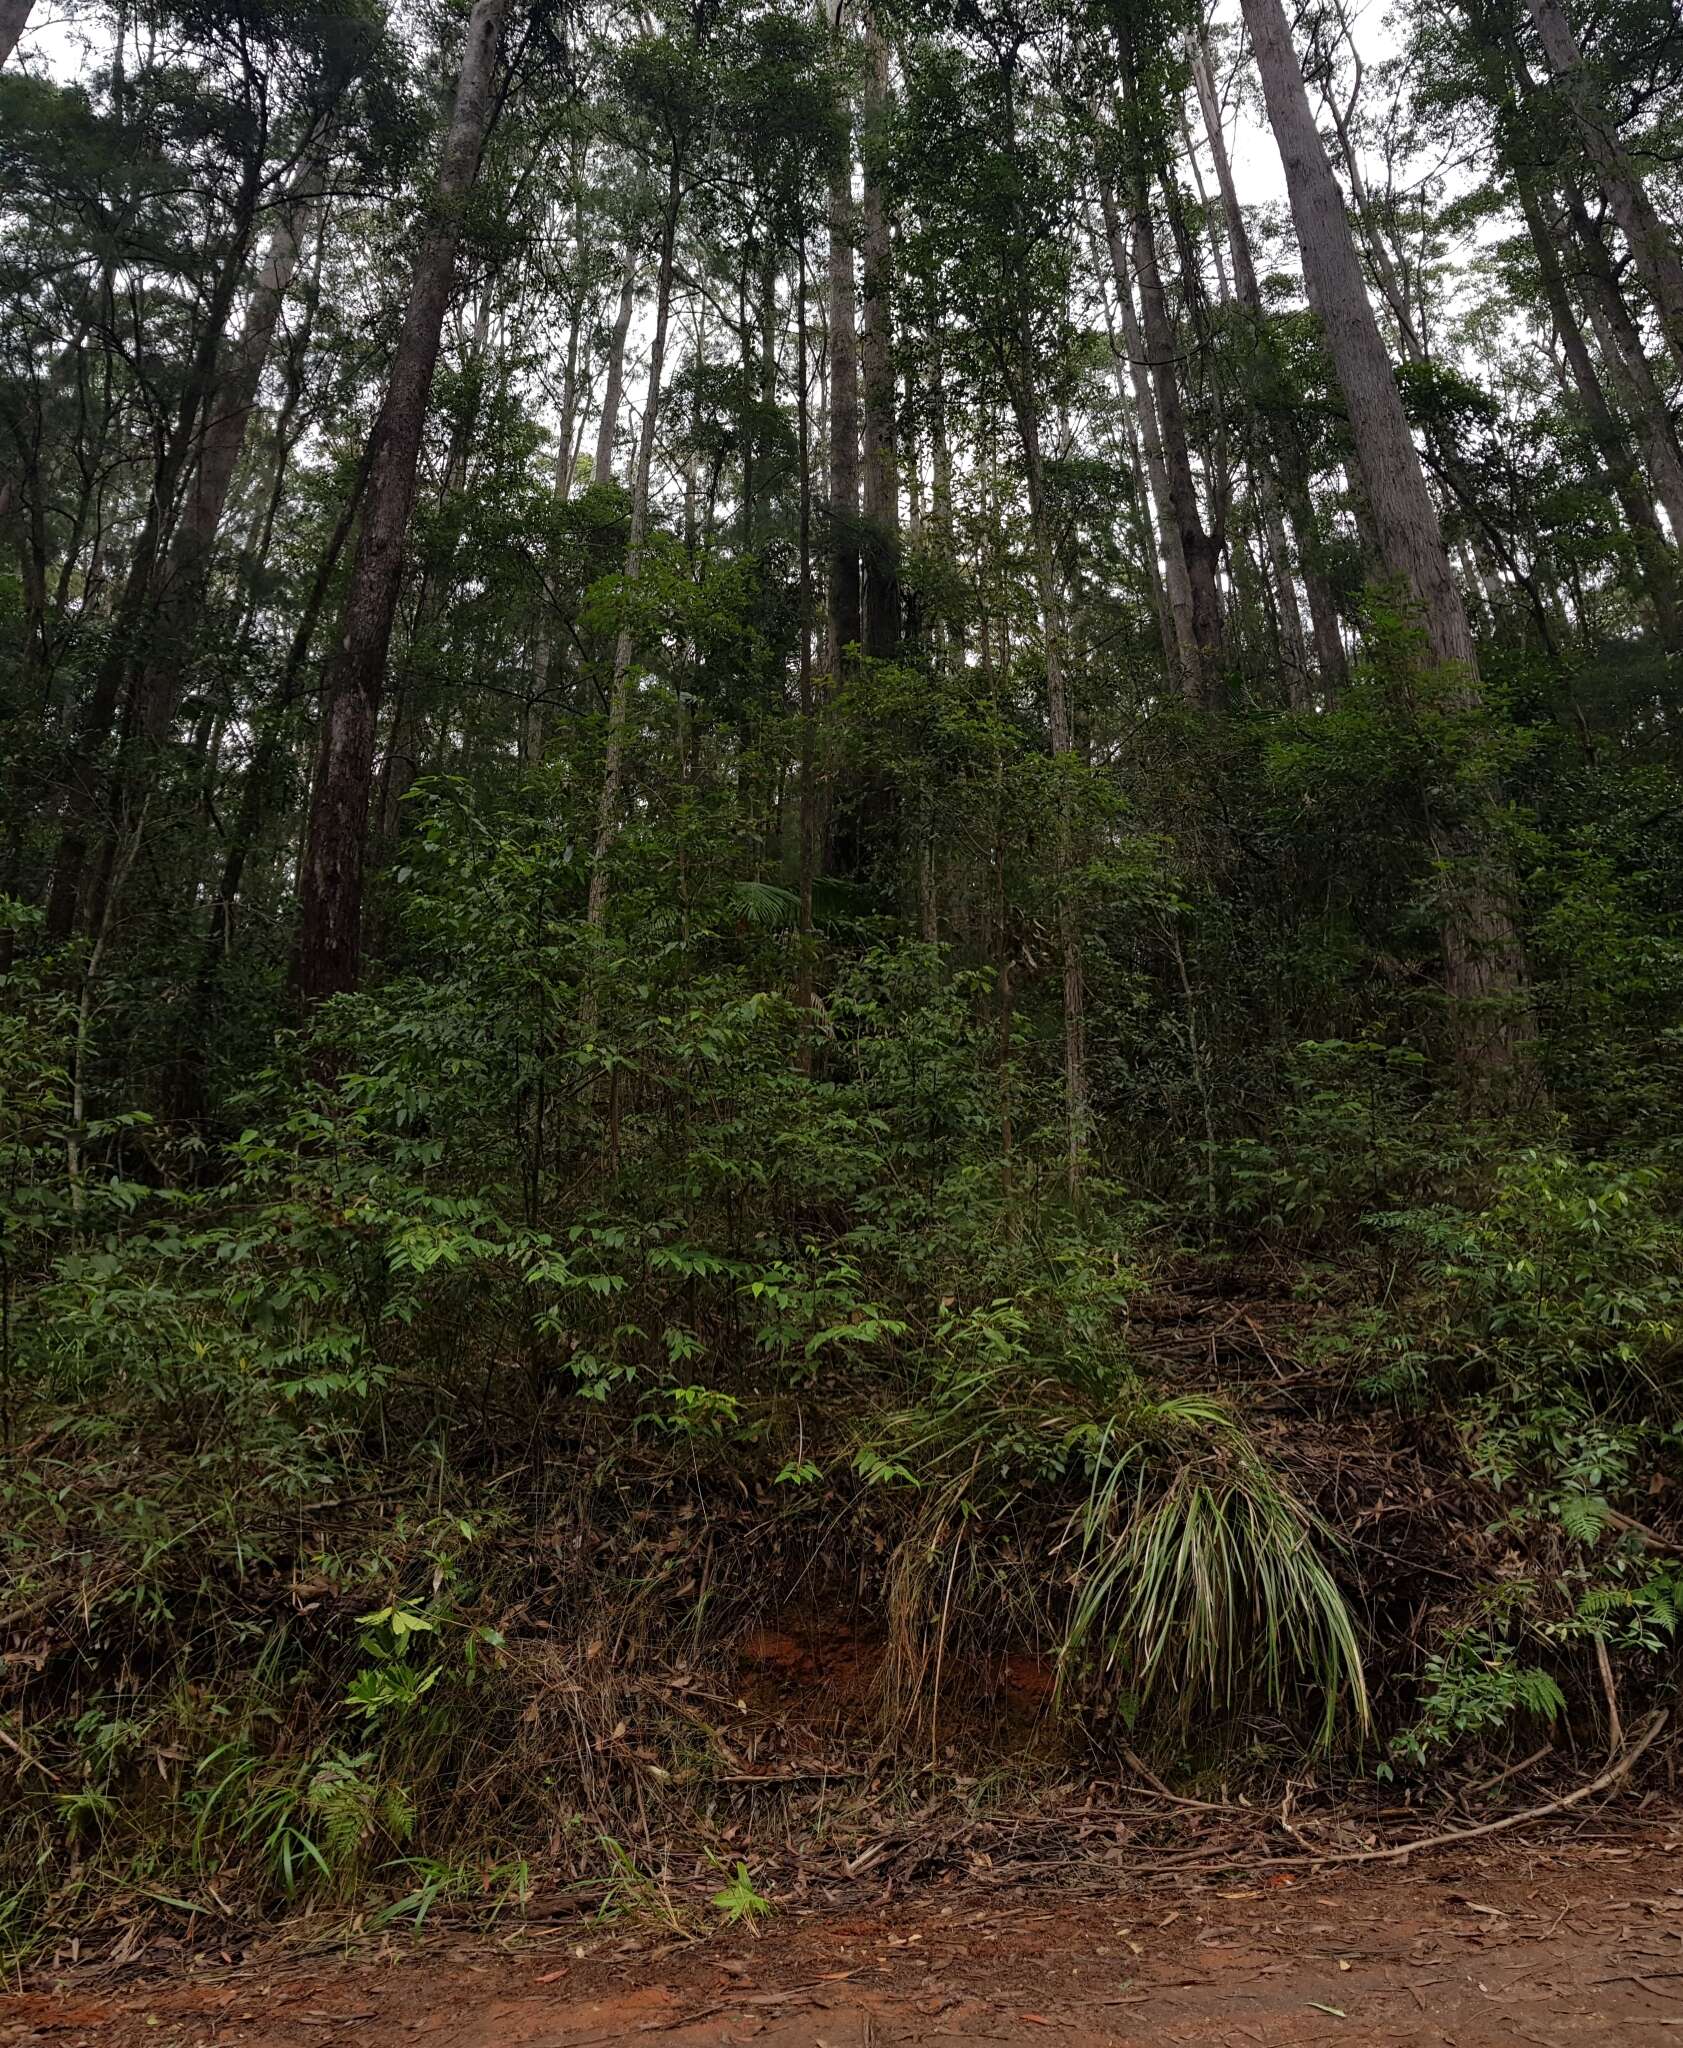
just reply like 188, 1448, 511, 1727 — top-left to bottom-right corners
4, 809, 1683, 1951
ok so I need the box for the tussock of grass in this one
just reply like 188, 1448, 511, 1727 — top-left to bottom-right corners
1061, 1411, 1369, 1747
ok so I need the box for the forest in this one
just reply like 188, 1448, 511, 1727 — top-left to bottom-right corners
3, 0, 1683, 1951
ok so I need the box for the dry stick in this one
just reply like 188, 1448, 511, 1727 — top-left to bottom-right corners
1119, 1745, 1247, 1815
0, 1717, 60, 1783
1175, 1709, 1667, 1875
1461, 1741, 1553, 1802
1596, 1636, 1624, 1758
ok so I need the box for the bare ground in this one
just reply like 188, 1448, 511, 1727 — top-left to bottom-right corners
12, 1824, 1683, 2047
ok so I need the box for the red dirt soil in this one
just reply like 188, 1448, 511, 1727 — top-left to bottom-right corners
11, 1829, 1683, 2047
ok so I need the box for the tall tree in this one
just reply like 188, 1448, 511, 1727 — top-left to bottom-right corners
138, 168, 324, 745
1241, 0, 1536, 1084
1093, 188, 1199, 691
857, 11, 899, 658
295, 0, 512, 1004
1523, 0, 1683, 369
584, 2, 712, 948
1191, 31, 1347, 696
826, 23, 862, 677
592, 238, 638, 486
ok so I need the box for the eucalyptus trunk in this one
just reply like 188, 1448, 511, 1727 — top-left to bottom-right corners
294, 0, 509, 1005
858, 13, 899, 660
139, 170, 322, 744
1095, 187, 1199, 691
593, 243, 637, 489
827, 120, 862, 674
1242, 0, 1536, 1089
1193, 33, 1346, 695
1524, 0, 1683, 368
585, 156, 684, 940
1127, 179, 1225, 707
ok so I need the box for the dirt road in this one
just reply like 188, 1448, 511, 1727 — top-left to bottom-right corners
10, 1831, 1683, 2046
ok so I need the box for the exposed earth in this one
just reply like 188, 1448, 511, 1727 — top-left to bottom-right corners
11, 1827, 1683, 2047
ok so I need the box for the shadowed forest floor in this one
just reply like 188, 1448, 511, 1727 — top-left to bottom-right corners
12, 1827, 1683, 2047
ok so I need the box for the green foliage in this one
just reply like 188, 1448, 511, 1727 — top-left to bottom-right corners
710, 1860, 772, 1925
1063, 1411, 1368, 1748
1391, 1628, 1566, 1768
1376, 1150, 1683, 1531
11, 0, 1683, 1937
1203, 1038, 1463, 1243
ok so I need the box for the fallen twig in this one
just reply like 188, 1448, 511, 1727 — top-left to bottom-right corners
1167, 1710, 1667, 1876
0, 1717, 61, 1783
1119, 1745, 1247, 1814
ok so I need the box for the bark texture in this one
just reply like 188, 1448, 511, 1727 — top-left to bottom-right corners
139, 173, 320, 743
1242, 0, 1536, 1087
1524, 0, 1683, 367
294, 0, 508, 1005
593, 243, 637, 489
0, 0, 32, 65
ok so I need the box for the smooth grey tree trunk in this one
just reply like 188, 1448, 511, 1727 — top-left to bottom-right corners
593, 244, 637, 488
827, 120, 862, 674
1126, 179, 1225, 706
1088, 228, 1174, 671
1525, 0, 1683, 368
1097, 178, 1203, 688
139, 171, 322, 743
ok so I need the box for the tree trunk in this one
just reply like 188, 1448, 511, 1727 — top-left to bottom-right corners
0, 0, 32, 65
1257, 468, 1311, 699
1558, 182, 1683, 542
293, 0, 508, 1006
1193, 33, 1347, 695
1088, 231, 1174, 669
1096, 182, 1200, 692
1317, 55, 1427, 361
585, 155, 684, 941
138, 170, 321, 743
1511, 165, 1682, 648
44, 154, 268, 940
858, 13, 899, 660
593, 242, 637, 488
1524, 0, 1683, 367
1000, 64, 1086, 1193
827, 102, 862, 674
1127, 177, 1225, 706
1014, 378, 1088, 1196
1242, 0, 1536, 1087
1585, 297, 1683, 546
795, 239, 818, 1048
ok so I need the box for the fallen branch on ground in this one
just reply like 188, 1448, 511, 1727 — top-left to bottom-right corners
1175, 1709, 1667, 1875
